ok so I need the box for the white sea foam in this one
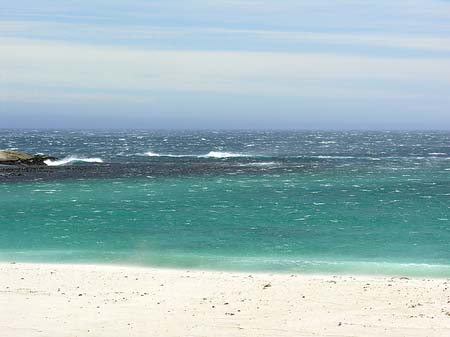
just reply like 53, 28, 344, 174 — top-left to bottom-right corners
428, 152, 447, 156
238, 162, 279, 167
200, 151, 250, 158
44, 156, 104, 166
145, 151, 161, 157
145, 151, 253, 158
145, 152, 192, 158
313, 155, 355, 159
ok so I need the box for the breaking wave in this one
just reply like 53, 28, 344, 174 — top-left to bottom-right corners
145, 151, 254, 159
238, 162, 280, 167
44, 156, 104, 166
201, 151, 251, 158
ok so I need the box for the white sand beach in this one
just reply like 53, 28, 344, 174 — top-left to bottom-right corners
1, 263, 449, 337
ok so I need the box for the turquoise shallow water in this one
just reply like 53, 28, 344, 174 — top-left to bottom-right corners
1, 130, 450, 276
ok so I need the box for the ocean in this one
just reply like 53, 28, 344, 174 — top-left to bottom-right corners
1, 129, 449, 276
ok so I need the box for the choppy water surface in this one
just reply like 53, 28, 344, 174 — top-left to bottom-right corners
1, 130, 449, 276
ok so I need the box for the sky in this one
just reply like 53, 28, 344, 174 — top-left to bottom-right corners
1, 0, 450, 129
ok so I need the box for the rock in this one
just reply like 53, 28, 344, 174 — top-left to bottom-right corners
0, 150, 56, 166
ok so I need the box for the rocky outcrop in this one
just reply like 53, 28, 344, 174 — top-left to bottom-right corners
0, 150, 56, 166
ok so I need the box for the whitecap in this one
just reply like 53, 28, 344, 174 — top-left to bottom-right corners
312, 155, 355, 159
145, 151, 161, 157
200, 151, 251, 158
44, 156, 103, 166
428, 152, 447, 156
238, 162, 279, 167
145, 151, 253, 158
146, 152, 194, 158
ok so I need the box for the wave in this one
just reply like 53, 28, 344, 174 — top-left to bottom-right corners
44, 156, 104, 166
145, 151, 254, 159
145, 152, 194, 158
145, 151, 162, 157
238, 162, 280, 167
201, 151, 251, 158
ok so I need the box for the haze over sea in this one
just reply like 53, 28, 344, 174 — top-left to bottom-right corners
1, 129, 449, 277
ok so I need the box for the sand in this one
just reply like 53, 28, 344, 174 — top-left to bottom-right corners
0, 263, 449, 337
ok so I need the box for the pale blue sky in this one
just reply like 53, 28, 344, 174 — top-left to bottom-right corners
1, 0, 450, 129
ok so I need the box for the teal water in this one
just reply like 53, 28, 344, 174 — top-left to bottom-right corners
1, 130, 450, 276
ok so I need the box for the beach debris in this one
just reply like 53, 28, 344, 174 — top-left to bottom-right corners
409, 303, 423, 308
263, 283, 272, 289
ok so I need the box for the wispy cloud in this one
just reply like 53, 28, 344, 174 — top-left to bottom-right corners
3, 0, 450, 33
2, 0, 450, 128
2, 21, 450, 54
2, 38, 450, 104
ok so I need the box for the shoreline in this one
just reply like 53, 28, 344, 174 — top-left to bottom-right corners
3, 259, 450, 279
1, 262, 449, 336
2, 256, 450, 279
